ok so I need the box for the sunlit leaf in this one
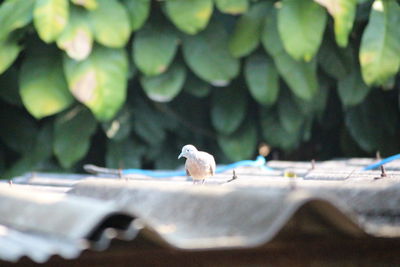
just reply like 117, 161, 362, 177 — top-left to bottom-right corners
63, 45, 129, 121
183, 21, 239, 86
33, 0, 69, 43
278, 0, 327, 61
262, 8, 318, 100
89, 0, 130, 48
20, 50, 74, 119
359, 0, 400, 86
71, 0, 97, 10
211, 86, 247, 135
0, 0, 35, 41
0, 37, 21, 75
244, 53, 279, 106
122, 0, 150, 31
133, 21, 179, 76
140, 63, 186, 102
215, 0, 248, 14
54, 108, 97, 168
229, 2, 271, 58
57, 7, 92, 61
314, 0, 357, 47
165, 0, 212, 34
217, 120, 257, 161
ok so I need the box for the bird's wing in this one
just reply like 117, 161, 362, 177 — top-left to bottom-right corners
210, 156, 216, 175
200, 152, 216, 176
210, 161, 215, 176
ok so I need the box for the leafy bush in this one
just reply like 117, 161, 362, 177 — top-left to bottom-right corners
0, 0, 399, 177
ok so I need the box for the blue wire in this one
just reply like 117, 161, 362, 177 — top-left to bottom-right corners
363, 153, 400, 170
122, 155, 273, 178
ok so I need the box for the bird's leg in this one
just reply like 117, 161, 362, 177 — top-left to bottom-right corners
201, 179, 205, 184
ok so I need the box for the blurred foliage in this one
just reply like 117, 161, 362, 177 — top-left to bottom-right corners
0, 0, 400, 178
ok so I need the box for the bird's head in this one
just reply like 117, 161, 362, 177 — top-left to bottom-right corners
178, 144, 198, 159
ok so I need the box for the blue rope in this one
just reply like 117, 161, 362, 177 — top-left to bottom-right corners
363, 153, 400, 170
122, 155, 273, 178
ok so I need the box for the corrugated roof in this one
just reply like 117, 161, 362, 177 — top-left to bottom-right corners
2, 157, 400, 263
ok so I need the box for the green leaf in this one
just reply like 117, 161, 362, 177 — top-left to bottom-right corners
165, 0, 213, 34
140, 63, 186, 102
0, 67, 23, 106
57, 7, 93, 61
244, 53, 279, 106
71, 0, 97, 10
54, 107, 97, 168
211, 86, 247, 135
183, 22, 239, 86
63, 45, 129, 121
0, 37, 21, 75
154, 141, 181, 169
33, 0, 69, 43
278, 93, 304, 134
278, 0, 327, 61
318, 35, 353, 79
294, 80, 329, 121
0, 107, 38, 154
215, 0, 248, 14
183, 72, 211, 97
262, 8, 318, 100
4, 123, 53, 178
217, 120, 257, 162
0, 0, 35, 41
106, 138, 145, 169
122, 0, 150, 31
229, 2, 271, 58
338, 63, 371, 107
313, 81, 329, 120
260, 108, 301, 150
302, 116, 314, 142
132, 99, 166, 145
359, 0, 400, 86
315, 0, 357, 47
345, 92, 397, 153
89, 0, 130, 48
19, 51, 74, 119
0, 151, 4, 175
102, 106, 132, 141
133, 21, 179, 76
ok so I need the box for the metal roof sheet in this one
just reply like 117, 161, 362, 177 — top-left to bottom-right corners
1, 157, 400, 263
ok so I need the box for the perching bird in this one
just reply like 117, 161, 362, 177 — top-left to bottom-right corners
178, 144, 216, 184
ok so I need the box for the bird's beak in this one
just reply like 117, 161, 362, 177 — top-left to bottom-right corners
178, 152, 183, 159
